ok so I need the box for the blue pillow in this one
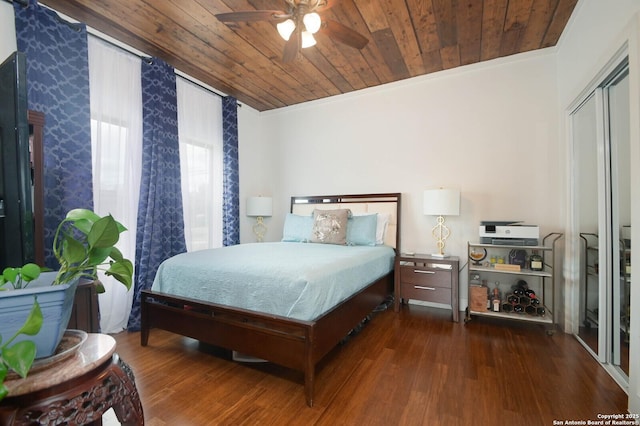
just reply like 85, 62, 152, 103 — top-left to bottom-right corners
282, 213, 313, 242
346, 214, 378, 246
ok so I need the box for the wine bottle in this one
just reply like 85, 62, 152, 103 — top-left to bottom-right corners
530, 298, 541, 306
524, 289, 536, 299
513, 304, 524, 313
530, 250, 543, 271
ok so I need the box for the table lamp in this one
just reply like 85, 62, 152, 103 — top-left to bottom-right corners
423, 188, 460, 257
246, 196, 272, 242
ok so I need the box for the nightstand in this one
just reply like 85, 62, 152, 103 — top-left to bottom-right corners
394, 254, 460, 322
68, 279, 100, 333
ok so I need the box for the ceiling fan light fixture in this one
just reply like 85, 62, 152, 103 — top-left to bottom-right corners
303, 12, 321, 34
277, 19, 296, 41
301, 31, 317, 48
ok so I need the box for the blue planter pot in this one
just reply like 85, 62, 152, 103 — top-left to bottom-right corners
0, 272, 79, 359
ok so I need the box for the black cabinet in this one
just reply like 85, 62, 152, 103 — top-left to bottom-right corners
0, 51, 45, 269
0, 51, 34, 268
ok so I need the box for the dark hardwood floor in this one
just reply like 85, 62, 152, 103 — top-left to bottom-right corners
112, 304, 628, 425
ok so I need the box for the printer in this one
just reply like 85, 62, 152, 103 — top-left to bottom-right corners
479, 221, 539, 246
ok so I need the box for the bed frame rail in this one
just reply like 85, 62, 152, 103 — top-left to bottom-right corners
141, 271, 392, 406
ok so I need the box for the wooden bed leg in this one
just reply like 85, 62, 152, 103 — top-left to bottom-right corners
304, 328, 315, 407
140, 291, 149, 346
305, 365, 315, 407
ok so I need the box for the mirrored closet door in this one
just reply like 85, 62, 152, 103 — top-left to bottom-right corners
572, 56, 631, 382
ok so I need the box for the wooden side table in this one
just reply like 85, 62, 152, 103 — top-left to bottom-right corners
394, 254, 460, 322
0, 334, 144, 425
68, 279, 101, 333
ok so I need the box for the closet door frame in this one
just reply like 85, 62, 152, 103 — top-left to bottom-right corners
568, 46, 630, 389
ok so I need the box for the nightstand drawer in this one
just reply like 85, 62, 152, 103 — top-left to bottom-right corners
400, 281, 452, 304
394, 254, 459, 322
400, 266, 452, 289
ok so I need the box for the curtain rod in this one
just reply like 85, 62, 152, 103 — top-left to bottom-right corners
89, 34, 234, 103
89, 34, 233, 103
4, 0, 236, 104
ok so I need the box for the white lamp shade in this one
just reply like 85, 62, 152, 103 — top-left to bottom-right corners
277, 19, 295, 41
303, 12, 322, 33
423, 188, 460, 216
247, 196, 273, 217
301, 31, 316, 48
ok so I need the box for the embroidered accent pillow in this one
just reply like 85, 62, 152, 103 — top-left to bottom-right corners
311, 208, 350, 245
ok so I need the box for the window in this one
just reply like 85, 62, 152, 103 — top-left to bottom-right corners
176, 77, 223, 251
88, 36, 142, 333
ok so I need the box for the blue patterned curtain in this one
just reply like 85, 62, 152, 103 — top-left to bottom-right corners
14, 0, 92, 268
127, 58, 186, 331
222, 96, 239, 246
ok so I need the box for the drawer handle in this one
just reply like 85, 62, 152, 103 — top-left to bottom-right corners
414, 285, 436, 291
413, 270, 435, 274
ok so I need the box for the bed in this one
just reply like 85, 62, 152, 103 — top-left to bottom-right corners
140, 193, 401, 406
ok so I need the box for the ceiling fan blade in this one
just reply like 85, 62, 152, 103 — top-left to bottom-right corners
322, 19, 369, 49
283, 27, 301, 63
215, 10, 287, 23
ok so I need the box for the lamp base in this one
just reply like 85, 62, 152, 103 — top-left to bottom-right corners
430, 253, 450, 258
253, 216, 267, 242
431, 215, 451, 259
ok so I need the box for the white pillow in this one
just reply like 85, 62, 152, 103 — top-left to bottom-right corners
353, 212, 391, 245
375, 213, 390, 245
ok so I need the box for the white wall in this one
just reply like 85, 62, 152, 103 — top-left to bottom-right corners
556, 0, 640, 105
238, 103, 278, 243
255, 50, 562, 310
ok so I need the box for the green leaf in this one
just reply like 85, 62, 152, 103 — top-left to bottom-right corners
2, 341, 37, 378
105, 259, 134, 290
87, 247, 111, 266
87, 216, 120, 249
66, 208, 101, 223
70, 218, 93, 235
0, 384, 7, 401
109, 246, 124, 262
63, 209, 101, 236
20, 263, 41, 282
62, 236, 87, 264
115, 220, 128, 234
2, 268, 18, 284
95, 280, 106, 294
16, 298, 43, 336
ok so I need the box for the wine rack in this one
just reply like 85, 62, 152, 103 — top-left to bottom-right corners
464, 233, 563, 334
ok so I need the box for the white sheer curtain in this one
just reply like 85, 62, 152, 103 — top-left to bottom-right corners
88, 36, 142, 333
176, 77, 223, 251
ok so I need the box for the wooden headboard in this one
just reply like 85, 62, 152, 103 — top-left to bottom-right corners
290, 193, 401, 251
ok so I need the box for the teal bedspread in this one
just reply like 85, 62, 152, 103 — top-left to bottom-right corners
151, 242, 395, 321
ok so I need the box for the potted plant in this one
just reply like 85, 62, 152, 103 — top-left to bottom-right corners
0, 209, 133, 401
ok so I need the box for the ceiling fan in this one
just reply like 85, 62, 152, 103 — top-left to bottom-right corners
215, 0, 369, 63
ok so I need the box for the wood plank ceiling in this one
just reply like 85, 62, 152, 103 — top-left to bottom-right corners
38, 0, 578, 112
